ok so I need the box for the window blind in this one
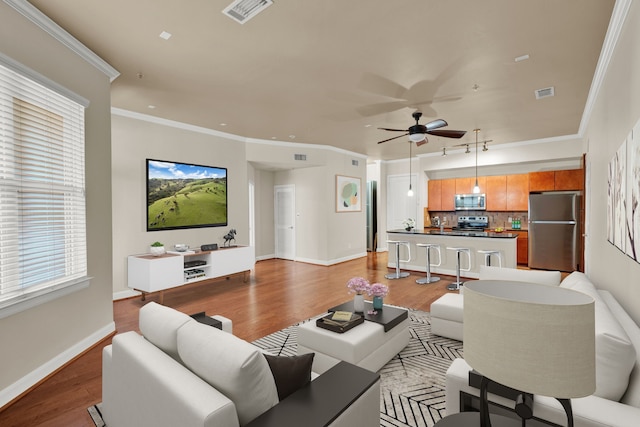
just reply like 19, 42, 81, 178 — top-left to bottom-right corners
0, 61, 87, 307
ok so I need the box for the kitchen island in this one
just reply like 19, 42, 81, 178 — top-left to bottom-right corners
387, 229, 519, 279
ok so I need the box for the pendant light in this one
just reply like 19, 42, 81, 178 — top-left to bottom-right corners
472, 129, 481, 194
407, 141, 414, 197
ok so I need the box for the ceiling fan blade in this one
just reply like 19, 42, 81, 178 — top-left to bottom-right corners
427, 129, 467, 139
377, 133, 409, 144
425, 119, 448, 131
378, 127, 409, 132
416, 137, 429, 147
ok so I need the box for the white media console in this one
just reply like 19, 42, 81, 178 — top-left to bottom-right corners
127, 245, 255, 303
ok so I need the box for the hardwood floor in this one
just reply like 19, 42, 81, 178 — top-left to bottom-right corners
0, 252, 459, 426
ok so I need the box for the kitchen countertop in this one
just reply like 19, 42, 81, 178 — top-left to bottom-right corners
389, 229, 519, 238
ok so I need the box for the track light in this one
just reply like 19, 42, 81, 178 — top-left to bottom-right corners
465, 144, 470, 154
483, 141, 489, 151
442, 147, 447, 156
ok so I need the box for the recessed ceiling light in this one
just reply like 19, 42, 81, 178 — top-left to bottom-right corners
515, 54, 530, 62
159, 31, 172, 40
271, 137, 277, 140
148, 105, 156, 109
220, 123, 227, 126
364, 124, 372, 128
289, 135, 296, 139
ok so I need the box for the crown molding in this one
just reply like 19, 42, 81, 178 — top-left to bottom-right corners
3, 0, 120, 82
579, 0, 632, 135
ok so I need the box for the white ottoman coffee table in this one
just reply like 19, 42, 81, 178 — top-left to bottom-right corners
297, 301, 410, 374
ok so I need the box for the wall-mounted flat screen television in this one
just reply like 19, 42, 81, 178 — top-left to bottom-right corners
146, 159, 228, 231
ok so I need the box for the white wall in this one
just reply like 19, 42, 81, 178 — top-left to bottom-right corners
583, 0, 640, 323
0, 2, 114, 406
111, 112, 249, 297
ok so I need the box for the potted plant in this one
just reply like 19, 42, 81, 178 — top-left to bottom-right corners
149, 241, 165, 257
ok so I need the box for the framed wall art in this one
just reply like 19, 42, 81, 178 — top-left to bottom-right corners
336, 175, 361, 212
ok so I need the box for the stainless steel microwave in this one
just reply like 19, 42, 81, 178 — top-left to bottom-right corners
454, 194, 486, 210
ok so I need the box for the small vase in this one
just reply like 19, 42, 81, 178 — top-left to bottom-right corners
373, 296, 383, 310
353, 294, 365, 313
150, 246, 165, 257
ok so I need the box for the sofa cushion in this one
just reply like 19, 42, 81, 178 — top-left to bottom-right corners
139, 302, 194, 361
478, 265, 561, 286
177, 320, 278, 426
264, 353, 314, 400
561, 272, 636, 401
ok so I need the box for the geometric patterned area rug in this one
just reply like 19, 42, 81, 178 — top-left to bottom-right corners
252, 309, 464, 427
88, 309, 463, 427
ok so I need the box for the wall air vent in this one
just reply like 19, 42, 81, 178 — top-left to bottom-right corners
294, 154, 307, 161
222, 0, 273, 24
352, 160, 359, 166
535, 86, 555, 100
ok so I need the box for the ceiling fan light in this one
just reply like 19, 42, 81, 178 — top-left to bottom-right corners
409, 133, 425, 142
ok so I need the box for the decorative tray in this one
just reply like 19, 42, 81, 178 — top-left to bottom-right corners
316, 312, 364, 333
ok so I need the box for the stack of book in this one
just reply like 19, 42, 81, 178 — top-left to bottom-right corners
316, 311, 364, 333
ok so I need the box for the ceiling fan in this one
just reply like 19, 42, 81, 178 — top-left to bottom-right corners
376, 111, 467, 146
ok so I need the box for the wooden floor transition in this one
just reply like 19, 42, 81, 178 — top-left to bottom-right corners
0, 252, 470, 426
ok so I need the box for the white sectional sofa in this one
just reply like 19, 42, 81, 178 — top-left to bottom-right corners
430, 266, 562, 340
445, 271, 640, 427
102, 302, 380, 427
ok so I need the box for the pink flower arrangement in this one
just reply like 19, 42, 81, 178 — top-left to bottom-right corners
368, 282, 389, 298
347, 277, 370, 295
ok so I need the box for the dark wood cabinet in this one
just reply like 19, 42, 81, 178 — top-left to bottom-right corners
516, 230, 528, 265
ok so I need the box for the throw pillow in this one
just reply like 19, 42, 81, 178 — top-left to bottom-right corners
264, 353, 314, 400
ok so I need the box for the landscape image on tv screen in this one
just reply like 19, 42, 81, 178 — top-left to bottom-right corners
146, 159, 227, 231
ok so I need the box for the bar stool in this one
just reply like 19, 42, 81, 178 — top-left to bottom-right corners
446, 247, 471, 291
385, 240, 410, 279
415, 243, 441, 284
477, 249, 503, 267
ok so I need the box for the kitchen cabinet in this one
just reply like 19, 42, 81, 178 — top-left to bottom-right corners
516, 230, 528, 265
555, 169, 584, 190
455, 176, 486, 194
427, 179, 442, 211
485, 175, 507, 211
506, 174, 529, 211
441, 179, 456, 211
529, 171, 555, 192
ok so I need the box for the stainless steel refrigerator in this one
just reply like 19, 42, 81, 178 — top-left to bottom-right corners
528, 191, 581, 272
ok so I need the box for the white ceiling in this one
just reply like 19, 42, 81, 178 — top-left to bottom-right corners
28, 0, 615, 161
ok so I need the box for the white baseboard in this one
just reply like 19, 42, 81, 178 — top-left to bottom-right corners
112, 289, 141, 301
0, 321, 115, 409
296, 252, 367, 266
256, 254, 275, 261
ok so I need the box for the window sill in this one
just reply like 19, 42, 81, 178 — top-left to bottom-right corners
0, 276, 92, 319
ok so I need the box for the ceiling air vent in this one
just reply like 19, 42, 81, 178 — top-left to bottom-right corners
535, 86, 555, 100
222, 0, 273, 24
352, 160, 359, 166
294, 154, 307, 161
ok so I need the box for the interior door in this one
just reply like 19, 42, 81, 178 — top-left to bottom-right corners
274, 185, 295, 260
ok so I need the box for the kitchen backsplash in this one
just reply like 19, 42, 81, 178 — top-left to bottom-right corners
427, 210, 528, 230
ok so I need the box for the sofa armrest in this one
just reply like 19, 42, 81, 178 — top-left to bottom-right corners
103, 331, 240, 427
245, 361, 380, 427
